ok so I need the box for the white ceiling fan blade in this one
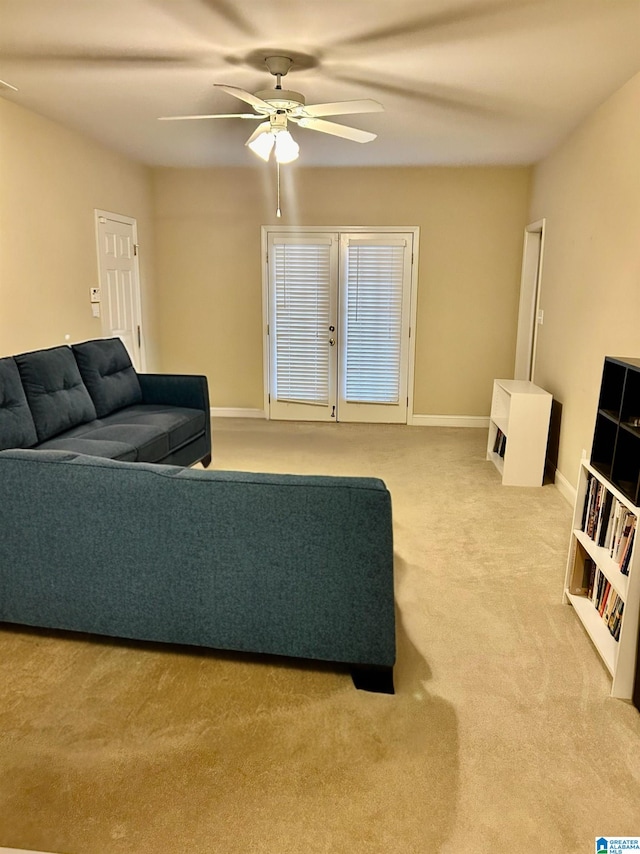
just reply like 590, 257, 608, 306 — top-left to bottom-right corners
245, 122, 271, 145
301, 99, 384, 118
158, 113, 261, 121
296, 117, 377, 143
214, 84, 274, 112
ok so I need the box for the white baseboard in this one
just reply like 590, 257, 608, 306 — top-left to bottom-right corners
409, 414, 490, 429
210, 407, 266, 419
211, 409, 489, 427
553, 466, 576, 506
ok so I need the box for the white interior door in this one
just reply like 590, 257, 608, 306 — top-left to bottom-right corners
95, 210, 145, 370
266, 229, 414, 423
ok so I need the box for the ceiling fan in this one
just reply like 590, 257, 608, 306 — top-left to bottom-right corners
158, 55, 384, 163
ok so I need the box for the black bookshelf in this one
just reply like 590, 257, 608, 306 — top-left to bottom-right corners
591, 357, 640, 505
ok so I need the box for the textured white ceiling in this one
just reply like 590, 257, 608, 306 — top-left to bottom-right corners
1, 0, 639, 167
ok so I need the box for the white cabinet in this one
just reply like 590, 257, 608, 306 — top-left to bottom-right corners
486, 379, 552, 486
564, 458, 640, 699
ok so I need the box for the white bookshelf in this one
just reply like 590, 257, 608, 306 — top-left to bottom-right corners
564, 458, 640, 699
486, 379, 552, 486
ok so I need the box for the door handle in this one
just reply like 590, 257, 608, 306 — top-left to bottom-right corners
329, 338, 336, 346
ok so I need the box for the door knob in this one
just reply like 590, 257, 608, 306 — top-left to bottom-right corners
329, 338, 336, 346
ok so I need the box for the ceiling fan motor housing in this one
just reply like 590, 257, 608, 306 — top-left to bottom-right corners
255, 89, 306, 112
256, 56, 305, 111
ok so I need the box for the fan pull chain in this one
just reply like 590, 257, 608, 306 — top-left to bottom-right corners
276, 161, 282, 218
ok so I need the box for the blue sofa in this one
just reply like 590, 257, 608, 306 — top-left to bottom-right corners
0, 337, 211, 467
0, 449, 396, 692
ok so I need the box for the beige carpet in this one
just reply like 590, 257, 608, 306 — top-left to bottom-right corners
1, 421, 639, 854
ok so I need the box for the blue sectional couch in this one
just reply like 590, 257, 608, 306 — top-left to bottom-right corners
0, 449, 396, 692
0, 338, 396, 691
0, 337, 211, 467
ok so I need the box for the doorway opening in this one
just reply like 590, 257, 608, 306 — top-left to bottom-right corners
514, 219, 546, 382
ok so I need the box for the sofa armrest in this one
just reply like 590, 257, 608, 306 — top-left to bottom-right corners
137, 373, 210, 412
137, 373, 211, 464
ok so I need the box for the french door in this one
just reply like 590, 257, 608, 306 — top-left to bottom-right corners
264, 229, 415, 423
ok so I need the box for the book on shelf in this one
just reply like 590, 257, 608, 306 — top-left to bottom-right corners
603, 584, 616, 622
580, 473, 592, 531
596, 490, 614, 546
613, 513, 636, 571
585, 480, 604, 539
604, 498, 621, 552
581, 476, 637, 573
619, 523, 635, 576
589, 566, 625, 641
492, 428, 507, 458
586, 559, 596, 598
610, 598, 624, 641
598, 580, 611, 617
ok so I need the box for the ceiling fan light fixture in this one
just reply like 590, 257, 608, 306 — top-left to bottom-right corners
162, 55, 384, 166
274, 129, 299, 164
247, 130, 275, 162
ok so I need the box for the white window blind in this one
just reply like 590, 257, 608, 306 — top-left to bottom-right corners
272, 241, 331, 405
343, 241, 406, 404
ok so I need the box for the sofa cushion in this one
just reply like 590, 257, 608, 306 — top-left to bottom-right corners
100, 404, 206, 450
72, 338, 142, 418
0, 357, 38, 450
36, 436, 138, 462
51, 421, 169, 463
14, 346, 97, 443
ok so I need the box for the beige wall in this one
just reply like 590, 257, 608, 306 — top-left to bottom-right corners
529, 71, 640, 488
0, 98, 157, 364
153, 165, 531, 413
4, 72, 638, 461
0, 97, 531, 417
